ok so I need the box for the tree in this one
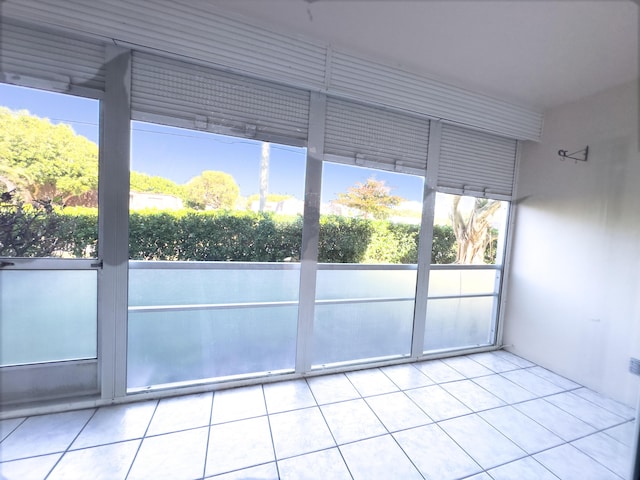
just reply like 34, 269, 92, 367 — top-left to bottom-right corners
0, 107, 98, 206
451, 195, 502, 264
335, 178, 402, 219
130, 171, 184, 197
183, 170, 239, 210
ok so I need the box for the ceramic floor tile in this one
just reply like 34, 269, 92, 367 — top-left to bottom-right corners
208, 462, 279, 479
269, 407, 335, 459
263, 379, 316, 414
278, 448, 351, 480
72, 400, 157, 448
211, 385, 266, 424
515, 399, 596, 441
393, 423, 482, 480
572, 431, 632, 479
0, 453, 60, 480
127, 427, 208, 480
405, 384, 471, 421
365, 391, 432, 432
439, 414, 526, 470
479, 405, 563, 454
48, 439, 139, 480
379, 363, 433, 389
320, 398, 387, 445
501, 370, 566, 396
604, 421, 636, 447
0, 409, 94, 462
467, 351, 520, 373
441, 379, 505, 412
493, 350, 536, 368
572, 387, 636, 419
463, 473, 493, 480
307, 374, 360, 404
206, 416, 274, 477
545, 392, 626, 430
527, 366, 581, 390
488, 456, 559, 480
146, 392, 212, 436
442, 356, 494, 378
340, 434, 423, 480
472, 374, 538, 404
414, 359, 466, 383
535, 443, 622, 480
0, 418, 25, 442
345, 368, 399, 397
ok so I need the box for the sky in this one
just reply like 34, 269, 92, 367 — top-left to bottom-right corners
0, 83, 425, 202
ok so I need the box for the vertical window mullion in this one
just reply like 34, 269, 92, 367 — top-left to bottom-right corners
98, 45, 131, 400
295, 92, 326, 374
411, 120, 441, 358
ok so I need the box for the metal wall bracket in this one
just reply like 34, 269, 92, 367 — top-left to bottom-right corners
558, 146, 589, 162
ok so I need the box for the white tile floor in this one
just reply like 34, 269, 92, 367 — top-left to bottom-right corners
0, 351, 636, 480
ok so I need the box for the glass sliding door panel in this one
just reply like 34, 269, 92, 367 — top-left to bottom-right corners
0, 270, 97, 366
423, 296, 495, 352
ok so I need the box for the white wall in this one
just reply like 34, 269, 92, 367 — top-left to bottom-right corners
503, 79, 640, 406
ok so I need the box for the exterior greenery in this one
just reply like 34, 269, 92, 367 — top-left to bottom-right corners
0, 206, 463, 263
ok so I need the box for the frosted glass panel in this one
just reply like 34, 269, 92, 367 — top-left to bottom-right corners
423, 296, 495, 352
129, 266, 300, 306
312, 268, 416, 366
127, 265, 300, 388
128, 306, 297, 388
316, 268, 417, 300
428, 268, 498, 297
0, 270, 97, 366
313, 301, 414, 366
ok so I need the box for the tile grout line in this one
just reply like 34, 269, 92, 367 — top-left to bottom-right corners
200, 392, 215, 480
123, 398, 160, 480
304, 376, 355, 480
262, 384, 282, 480
43, 407, 98, 480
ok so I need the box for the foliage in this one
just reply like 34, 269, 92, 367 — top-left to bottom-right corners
0, 107, 98, 205
335, 178, 402, 220
318, 215, 374, 263
431, 224, 458, 264
183, 170, 239, 210
130, 171, 184, 198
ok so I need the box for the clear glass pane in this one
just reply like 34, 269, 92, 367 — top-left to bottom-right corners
0, 270, 97, 365
313, 301, 414, 366
0, 84, 99, 258
427, 268, 499, 297
432, 192, 509, 265
128, 123, 305, 388
423, 296, 495, 352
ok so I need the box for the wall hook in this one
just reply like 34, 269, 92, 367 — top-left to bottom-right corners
558, 146, 588, 162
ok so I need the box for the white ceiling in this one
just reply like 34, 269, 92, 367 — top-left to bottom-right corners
210, 0, 638, 111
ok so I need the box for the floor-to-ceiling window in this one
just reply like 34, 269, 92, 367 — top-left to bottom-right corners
312, 162, 425, 368
126, 122, 307, 390
424, 192, 510, 352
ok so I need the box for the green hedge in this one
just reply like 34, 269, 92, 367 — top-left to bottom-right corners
2, 207, 458, 263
